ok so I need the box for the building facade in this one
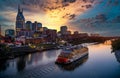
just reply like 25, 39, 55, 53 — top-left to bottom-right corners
32, 21, 42, 31
26, 21, 32, 31
16, 5, 25, 36
5, 29, 15, 37
37, 23, 42, 31
46, 29, 57, 42
60, 26, 68, 35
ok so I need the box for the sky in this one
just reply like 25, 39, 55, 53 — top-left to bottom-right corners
0, 0, 120, 36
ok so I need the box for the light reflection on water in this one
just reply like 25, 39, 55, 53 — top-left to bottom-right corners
0, 49, 61, 76
0, 43, 120, 78
46, 44, 120, 78
56, 56, 88, 71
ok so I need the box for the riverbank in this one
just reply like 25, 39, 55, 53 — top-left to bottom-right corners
1, 43, 117, 78
0, 42, 100, 60
0, 44, 59, 60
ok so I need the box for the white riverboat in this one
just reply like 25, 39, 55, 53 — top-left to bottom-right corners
56, 45, 88, 64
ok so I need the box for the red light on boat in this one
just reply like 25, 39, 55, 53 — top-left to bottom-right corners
56, 57, 69, 63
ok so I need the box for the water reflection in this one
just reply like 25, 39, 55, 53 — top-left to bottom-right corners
0, 60, 8, 72
1, 44, 120, 78
56, 56, 88, 71
104, 40, 112, 45
114, 51, 120, 63
0, 49, 61, 76
16, 56, 26, 71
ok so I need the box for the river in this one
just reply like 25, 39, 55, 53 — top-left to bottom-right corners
0, 43, 120, 78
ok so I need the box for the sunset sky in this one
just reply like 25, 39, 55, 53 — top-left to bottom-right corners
0, 0, 120, 36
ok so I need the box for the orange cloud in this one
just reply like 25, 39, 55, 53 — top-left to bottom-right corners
22, 0, 95, 31
0, 0, 96, 33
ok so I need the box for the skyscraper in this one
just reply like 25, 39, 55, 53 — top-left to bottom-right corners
37, 23, 42, 30
32, 21, 37, 31
32, 21, 42, 31
26, 21, 32, 31
16, 5, 25, 36
60, 26, 68, 35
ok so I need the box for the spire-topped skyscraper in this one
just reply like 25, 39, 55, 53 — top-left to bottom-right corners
18, 5, 23, 13
16, 5, 25, 36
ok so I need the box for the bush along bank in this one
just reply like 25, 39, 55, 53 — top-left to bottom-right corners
112, 39, 120, 52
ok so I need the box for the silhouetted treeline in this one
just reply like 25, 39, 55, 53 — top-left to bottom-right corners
112, 39, 120, 52
68, 37, 106, 45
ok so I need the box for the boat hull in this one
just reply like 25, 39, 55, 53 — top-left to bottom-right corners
56, 51, 88, 64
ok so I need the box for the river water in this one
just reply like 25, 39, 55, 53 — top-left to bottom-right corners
0, 43, 120, 78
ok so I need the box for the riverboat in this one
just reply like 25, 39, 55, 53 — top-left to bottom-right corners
56, 45, 88, 64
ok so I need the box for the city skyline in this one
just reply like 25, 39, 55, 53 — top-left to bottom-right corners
0, 0, 120, 36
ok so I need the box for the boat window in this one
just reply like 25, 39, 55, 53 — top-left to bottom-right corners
63, 48, 73, 52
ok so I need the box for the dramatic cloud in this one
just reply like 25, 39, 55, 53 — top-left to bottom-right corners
69, 0, 120, 36
0, 0, 96, 33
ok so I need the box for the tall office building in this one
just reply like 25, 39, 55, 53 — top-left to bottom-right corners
37, 23, 42, 30
32, 21, 42, 31
26, 21, 32, 30
60, 26, 68, 35
16, 5, 25, 36
32, 21, 37, 31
